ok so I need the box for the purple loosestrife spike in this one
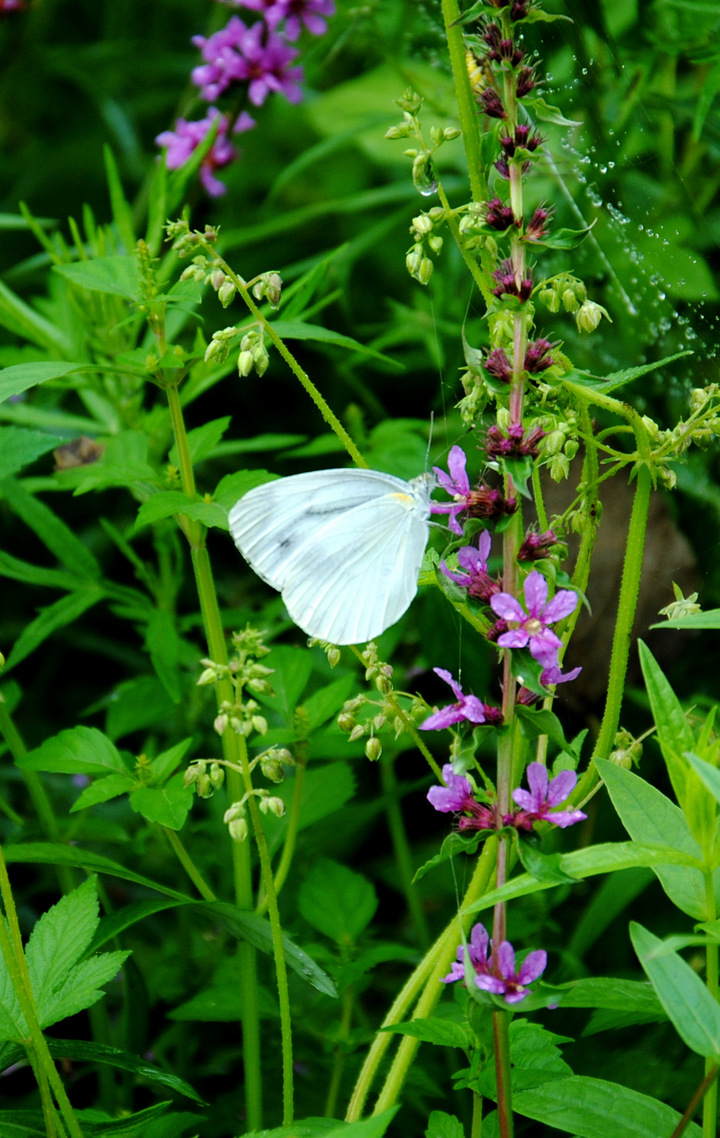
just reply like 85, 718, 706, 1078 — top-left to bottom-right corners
509, 762, 587, 830
420, 668, 486, 730
467, 484, 518, 520
192, 18, 304, 105
476, 941, 547, 1003
442, 922, 491, 984
234, 0, 335, 40
489, 569, 578, 669
480, 89, 506, 119
517, 528, 558, 560
485, 423, 545, 459
484, 346, 513, 382
431, 446, 473, 535
524, 207, 553, 243
484, 197, 518, 232
440, 535, 502, 603
156, 108, 255, 196
515, 65, 536, 98
523, 337, 557, 373
427, 764, 499, 831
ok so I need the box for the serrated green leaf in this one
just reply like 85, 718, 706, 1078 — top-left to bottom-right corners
149, 738, 193, 784
413, 831, 486, 884
556, 977, 663, 1017
70, 772, 136, 812
214, 469, 277, 513
134, 490, 227, 531
298, 859, 377, 943
39, 949, 129, 1028
630, 922, 720, 1059
382, 1017, 470, 1049
53, 255, 140, 300
0, 918, 26, 1041
0, 477, 100, 580
4, 587, 105, 671
271, 320, 402, 368
129, 774, 194, 830
564, 351, 692, 396
19, 725, 129, 776
300, 676, 356, 732
425, 1113, 464, 1138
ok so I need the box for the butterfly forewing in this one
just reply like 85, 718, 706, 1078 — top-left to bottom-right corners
229, 468, 434, 643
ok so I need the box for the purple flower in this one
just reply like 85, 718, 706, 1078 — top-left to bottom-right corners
476, 941, 547, 1004
441, 922, 547, 1004
431, 446, 473, 535
539, 659, 582, 687
440, 533, 501, 603
509, 762, 587, 830
156, 108, 255, 196
489, 570, 577, 668
192, 18, 304, 105
427, 764, 499, 831
234, 0, 335, 40
441, 922, 491, 984
420, 668, 486, 731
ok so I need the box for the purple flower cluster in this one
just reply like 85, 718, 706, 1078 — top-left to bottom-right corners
490, 569, 579, 681
442, 922, 546, 1004
426, 760, 585, 834
156, 0, 334, 195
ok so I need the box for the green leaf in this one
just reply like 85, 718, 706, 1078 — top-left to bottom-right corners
242, 1110, 399, 1138
134, 490, 227, 531
517, 843, 579, 885
565, 351, 692, 396
0, 427, 64, 480
23, 878, 129, 1029
472, 1020, 572, 1098
512, 1074, 701, 1137
464, 839, 701, 916
53, 255, 140, 300
3, 843, 191, 901
4, 587, 105, 671
298, 859, 377, 944
271, 319, 402, 368
528, 224, 593, 250
382, 1017, 470, 1049
685, 750, 720, 807
70, 772, 136, 812
555, 976, 663, 1017
425, 1113, 464, 1138
150, 738, 193, 784
0, 550, 80, 591
129, 775, 194, 831
214, 469, 278, 513
269, 762, 356, 850
638, 640, 695, 800
46, 1038, 203, 1102
75, 1102, 173, 1136
19, 725, 130, 777
516, 707, 569, 752
106, 675, 180, 741
257, 646, 313, 722
413, 831, 486, 884
72, 431, 158, 493
598, 759, 711, 919
169, 416, 231, 467
0, 477, 100, 580
653, 608, 720, 629
525, 96, 581, 126
0, 289, 75, 356
630, 922, 720, 1059
104, 145, 136, 253
300, 676, 357, 732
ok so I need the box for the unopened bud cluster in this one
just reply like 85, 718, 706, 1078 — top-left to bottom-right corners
608, 728, 643, 771
538, 273, 610, 334
184, 759, 226, 799
222, 789, 285, 843
337, 643, 427, 761
237, 328, 269, 378
251, 271, 282, 309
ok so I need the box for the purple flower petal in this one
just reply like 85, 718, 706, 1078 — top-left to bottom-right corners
517, 949, 547, 985
490, 592, 526, 622
542, 589, 579, 623
523, 569, 548, 615
546, 769, 577, 806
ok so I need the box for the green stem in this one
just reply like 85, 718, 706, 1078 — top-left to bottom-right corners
256, 743, 308, 917
163, 827, 217, 901
493, 1010, 513, 1138
703, 872, 718, 1138
360, 841, 497, 1117
325, 986, 354, 1119
471, 1090, 484, 1138
198, 242, 366, 469
441, 0, 487, 205
0, 847, 85, 1138
590, 463, 652, 766
380, 753, 430, 947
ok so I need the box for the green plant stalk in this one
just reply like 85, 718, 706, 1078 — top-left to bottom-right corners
380, 752, 430, 947
369, 840, 497, 1115
0, 702, 71, 868
163, 826, 217, 901
197, 240, 366, 469
164, 379, 263, 1128
256, 742, 308, 916
0, 846, 85, 1138
441, 0, 486, 206
325, 985, 354, 1119
702, 870, 718, 1138
589, 462, 652, 767
493, 1009, 513, 1138
471, 1089, 483, 1138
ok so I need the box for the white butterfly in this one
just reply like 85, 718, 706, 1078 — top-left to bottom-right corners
228, 468, 436, 644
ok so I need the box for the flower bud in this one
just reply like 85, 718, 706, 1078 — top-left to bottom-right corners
418, 257, 434, 285
266, 796, 285, 818
183, 762, 204, 788
539, 285, 560, 312
218, 280, 236, 308
209, 762, 225, 789
238, 350, 255, 377
428, 235, 443, 254
365, 736, 382, 761
214, 713, 229, 736
197, 665, 219, 686
349, 724, 366, 743
443, 126, 461, 140
338, 712, 356, 733
251, 714, 268, 735
375, 674, 392, 695
549, 453, 570, 481
561, 288, 579, 313
196, 773, 213, 798
327, 646, 341, 668
373, 714, 387, 731
229, 817, 249, 842
576, 300, 608, 333
412, 214, 433, 236
261, 758, 284, 783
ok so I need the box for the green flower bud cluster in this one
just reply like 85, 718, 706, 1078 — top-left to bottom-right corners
658, 582, 701, 621
204, 325, 239, 365
166, 219, 219, 256
238, 328, 270, 378
540, 408, 580, 482
214, 698, 268, 739
608, 728, 643, 771
184, 759, 226, 799
538, 273, 610, 334
251, 271, 282, 309
337, 643, 428, 762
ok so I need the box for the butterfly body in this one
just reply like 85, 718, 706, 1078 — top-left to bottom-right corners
229, 468, 435, 644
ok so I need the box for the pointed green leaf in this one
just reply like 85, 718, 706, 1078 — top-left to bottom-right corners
638, 640, 694, 795
512, 1074, 701, 1137
70, 772, 136, 812
47, 1038, 203, 1102
0, 427, 64, 480
134, 491, 227, 531
53, 255, 140, 300
425, 1113, 464, 1138
149, 738, 193, 785
630, 921, 720, 1059
298, 859, 377, 944
0, 917, 27, 1041
0, 550, 79, 591
129, 775, 194, 831
685, 750, 720, 807
169, 416, 231, 467
0, 290, 75, 356
103, 145, 136, 253
382, 1017, 470, 1049
653, 608, 720, 630
39, 950, 129, 1028
0, 477, 100, 580
19, 725, 129, 777
5, 587, 105, 671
